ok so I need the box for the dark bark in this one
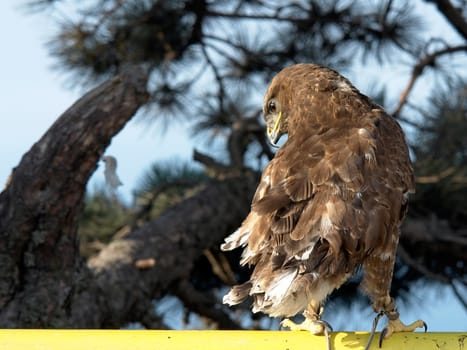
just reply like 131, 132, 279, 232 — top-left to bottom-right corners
427, 0, 467, 40
0, 66, 149, 326
83, 173, 257, 327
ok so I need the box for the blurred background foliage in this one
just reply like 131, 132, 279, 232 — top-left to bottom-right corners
29, 0, 466, 329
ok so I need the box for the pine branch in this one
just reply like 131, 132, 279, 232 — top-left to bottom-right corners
397, 244, 450, 283
427, 0, 467, 40
393, 44, 467, 117
205, 10, 304, 22
201, 43, 226, 107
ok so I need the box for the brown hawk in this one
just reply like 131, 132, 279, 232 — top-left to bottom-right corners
221, 64, 425, 349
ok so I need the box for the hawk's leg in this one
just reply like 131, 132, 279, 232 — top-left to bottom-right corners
363, 254, 426, 350
281, 300, 333, 350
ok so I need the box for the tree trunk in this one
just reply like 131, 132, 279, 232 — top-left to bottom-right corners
0, 66, 259, 327
0, 66, 149, 326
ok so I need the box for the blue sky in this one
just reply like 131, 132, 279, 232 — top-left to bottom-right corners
0, 3, 76, 184
0, 1, 466, 331
0, 2, 194, 201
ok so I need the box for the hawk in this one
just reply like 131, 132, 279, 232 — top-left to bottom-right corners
221, 64, 425, 349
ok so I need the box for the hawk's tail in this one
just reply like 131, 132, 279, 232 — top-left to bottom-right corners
221, 224, 250, 251
223, 281, 252, 306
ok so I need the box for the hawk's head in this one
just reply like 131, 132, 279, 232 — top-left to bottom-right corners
263, 77, 290, 146
263, 63, 357, 146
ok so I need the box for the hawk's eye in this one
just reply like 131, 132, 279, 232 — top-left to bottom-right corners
267, 99, 277, 114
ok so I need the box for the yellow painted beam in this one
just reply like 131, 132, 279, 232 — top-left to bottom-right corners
0, 330, 465, 350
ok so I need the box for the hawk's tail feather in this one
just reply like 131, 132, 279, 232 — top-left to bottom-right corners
221, 227, 249, 251
223, 282, 252, 306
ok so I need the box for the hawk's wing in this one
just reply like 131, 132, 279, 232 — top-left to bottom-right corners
222, 108, 413, 274
221, 109, 413, 315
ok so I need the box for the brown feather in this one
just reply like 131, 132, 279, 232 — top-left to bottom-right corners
221, 63, 415, 319
282, 175, 314, 202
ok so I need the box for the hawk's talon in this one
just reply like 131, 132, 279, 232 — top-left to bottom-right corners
281, 317, 333, 350
280, 317, 330, 334
321, 319, 333, 332
364, 311, 384, 350
365, 312, 425, 349
379, 329, 386, 348
378, 318, 427, 348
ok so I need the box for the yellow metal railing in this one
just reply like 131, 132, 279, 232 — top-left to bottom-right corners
0, 330, 465, 350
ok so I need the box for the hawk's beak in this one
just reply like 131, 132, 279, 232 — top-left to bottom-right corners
267, 111, 282, 147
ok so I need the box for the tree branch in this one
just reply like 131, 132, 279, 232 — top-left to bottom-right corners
401, 215, 467, 270
426, 0, 467, 40
397, 244, 450, 283
133, 179, 202, 224
82, 172, 258, 328
415, 167, 457, 184
205, 10, 304, 22
450, 281, 467, 309
203, 248, 237, 285
174, 279, 242, 329
0, 66, 149, 326
393, 44, 467, 117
